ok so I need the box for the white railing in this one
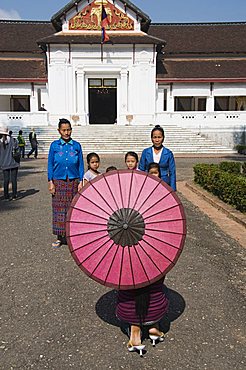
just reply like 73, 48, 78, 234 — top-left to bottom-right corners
155, 111, 246, 129
156, 111, 246, 147
0, 110, 245, 131
0, 112, 49, 128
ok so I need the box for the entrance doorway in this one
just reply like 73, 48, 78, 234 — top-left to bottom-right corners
89, 78, 117, 124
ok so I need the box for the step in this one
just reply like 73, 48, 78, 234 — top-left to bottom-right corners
9, 125, 236, 154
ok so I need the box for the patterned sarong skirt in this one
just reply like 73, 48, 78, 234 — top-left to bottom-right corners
52, 179, 78, 236
116, 278, 169, 325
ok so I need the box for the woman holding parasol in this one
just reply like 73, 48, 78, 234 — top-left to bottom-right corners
66, 168, 186, 356
116, 163, 168, 355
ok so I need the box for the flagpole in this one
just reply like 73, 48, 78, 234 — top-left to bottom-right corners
101, 0, 103, 62
101, 42, 103, 62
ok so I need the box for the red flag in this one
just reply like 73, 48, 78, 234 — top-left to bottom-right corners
101, 5, 110, 43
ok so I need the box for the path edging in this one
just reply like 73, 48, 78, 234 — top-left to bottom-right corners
185, 181, 246, 228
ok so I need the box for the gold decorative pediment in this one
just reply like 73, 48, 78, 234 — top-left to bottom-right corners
94, 0, 108, 4
69, 0, 134, 31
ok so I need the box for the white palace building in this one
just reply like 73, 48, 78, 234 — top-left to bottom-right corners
0, 0, 246, 150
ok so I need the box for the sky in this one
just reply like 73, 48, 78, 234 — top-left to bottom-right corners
0, 0, 246, 23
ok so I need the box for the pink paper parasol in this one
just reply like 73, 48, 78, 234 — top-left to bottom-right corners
66, 170, 186, 290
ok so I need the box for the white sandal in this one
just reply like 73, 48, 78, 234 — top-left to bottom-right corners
149, 332, 165, 346
52, 240, 62, 248
127, 341, 145, 357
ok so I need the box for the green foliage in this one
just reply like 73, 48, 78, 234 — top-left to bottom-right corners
219, 161, 242, 174
235, 145, 246, 154
193, 163, 246, 213
243, 162, 246, 175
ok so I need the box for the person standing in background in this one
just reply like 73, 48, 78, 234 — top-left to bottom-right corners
0, 127, 20, 200
27, 128, 38, 159
17, 130, 26, 159
39, 104, 47, 111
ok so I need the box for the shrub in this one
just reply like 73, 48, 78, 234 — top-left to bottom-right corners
219, 161, 241, 174
243, 162, 246, 175
235, 145, 246, 155
193, 163, 246, 212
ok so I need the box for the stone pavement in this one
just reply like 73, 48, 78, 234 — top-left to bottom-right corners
0, 156, 245, 370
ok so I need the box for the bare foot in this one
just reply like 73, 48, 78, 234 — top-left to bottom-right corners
149, 324, 163, 337
130, 325, 142, 346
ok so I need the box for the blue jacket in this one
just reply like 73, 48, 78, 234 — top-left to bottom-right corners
47, 138, 84, 181
139, 146, 176, 191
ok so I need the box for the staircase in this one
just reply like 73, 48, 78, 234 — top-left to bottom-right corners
10, 124, 235, 155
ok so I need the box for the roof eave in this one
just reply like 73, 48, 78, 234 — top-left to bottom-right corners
157, 77, 246, 83
0, 78, 48, 83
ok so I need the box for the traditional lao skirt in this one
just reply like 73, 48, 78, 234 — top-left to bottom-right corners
52, 179, 78, 236
116, 278, 169, 325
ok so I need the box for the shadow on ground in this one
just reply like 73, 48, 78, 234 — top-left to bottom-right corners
17, 188, 39, 199
0, 188, 39, 212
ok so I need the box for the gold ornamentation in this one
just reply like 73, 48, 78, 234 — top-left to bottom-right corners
94, 0, 108, 4
69, 0, 134, 31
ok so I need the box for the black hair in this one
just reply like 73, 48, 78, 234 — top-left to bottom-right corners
151, 124, 164, 138
148, 162, 161, 178
58, 118, 71, 129
125, 151, 139, 162
19, 130, 23, 135
106, 166, 117, 172
87, 152, 100, 169
134, 286, 150, 324
9, 130, 13, 136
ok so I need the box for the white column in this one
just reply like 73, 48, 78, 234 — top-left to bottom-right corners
120, 69, 128, 124
30, 94, 36, 112
76, 70, 86, 125
166, 83, 174, 112
77, 71, 85, 113
206, 97, 214, 112
207, 83, 214, 112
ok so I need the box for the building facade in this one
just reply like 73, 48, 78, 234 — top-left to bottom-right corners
0, 0, 245, 147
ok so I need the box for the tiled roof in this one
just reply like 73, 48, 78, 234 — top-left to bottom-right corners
2, 19, 245, 54
38, 32, 165, 46
157, 59, 246, 81
1, 18, 246, 81
0, 59, 47, 81
0, 20, 55, 53
149, 22, 246, 55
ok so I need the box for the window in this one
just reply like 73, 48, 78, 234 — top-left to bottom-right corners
89, 79, 102, 87
175, 97, 192, 111
163, 89, 167, 111
10, 96, 30, 111
215, 96, 246, 111
89, 79, 117, 88
236, 96, 246, 110
214, 97, 229, 111
103, 79, 117, 87
197, 98, 206, 111
175, 97, 207, 111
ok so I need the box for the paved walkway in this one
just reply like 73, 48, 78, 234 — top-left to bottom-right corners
0, 156, 245, 369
